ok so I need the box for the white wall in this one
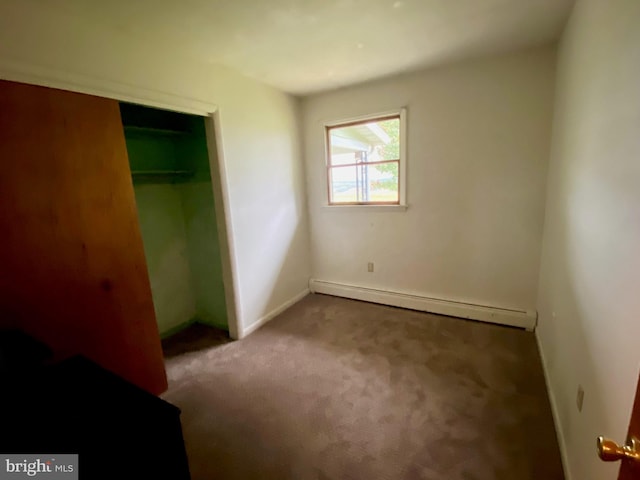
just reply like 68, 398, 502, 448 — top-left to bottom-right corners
536, 1, 640, 479
0, 0, 311, 339
302, 46, 556, 313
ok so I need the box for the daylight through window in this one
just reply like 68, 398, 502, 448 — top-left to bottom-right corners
326, 112, 404, 205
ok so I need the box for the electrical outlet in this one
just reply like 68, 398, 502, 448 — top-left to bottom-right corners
576, 385, 585, 412
367, 262, 374, 273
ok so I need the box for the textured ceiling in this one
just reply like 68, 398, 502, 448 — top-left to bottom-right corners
52, 0, 575, 96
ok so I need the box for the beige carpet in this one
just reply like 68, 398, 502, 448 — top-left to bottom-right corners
162, 294, 564, 480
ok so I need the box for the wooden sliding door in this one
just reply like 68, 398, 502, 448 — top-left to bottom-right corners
0, 80, 167, 394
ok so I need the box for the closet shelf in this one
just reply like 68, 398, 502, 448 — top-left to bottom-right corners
131, 170, 195, 183
124, 126, 187, 137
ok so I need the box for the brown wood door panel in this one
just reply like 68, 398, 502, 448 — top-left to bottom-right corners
620, 372, 640, 479
0, 80, 167, 394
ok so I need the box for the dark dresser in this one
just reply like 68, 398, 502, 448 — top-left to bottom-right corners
0, 330, 190, 479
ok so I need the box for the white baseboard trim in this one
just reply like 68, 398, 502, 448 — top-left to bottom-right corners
240, 288, 310, 339
309, 279, 537, 331
536, 332, 572, 480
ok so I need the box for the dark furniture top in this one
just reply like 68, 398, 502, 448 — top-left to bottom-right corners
0, 330, 190, 480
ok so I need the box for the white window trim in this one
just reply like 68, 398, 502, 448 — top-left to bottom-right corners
324, 108, 407, 208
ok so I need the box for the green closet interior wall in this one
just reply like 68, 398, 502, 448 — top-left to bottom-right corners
120, 103, 227, 336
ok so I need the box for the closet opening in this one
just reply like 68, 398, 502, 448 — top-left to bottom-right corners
119, 102, 231, 349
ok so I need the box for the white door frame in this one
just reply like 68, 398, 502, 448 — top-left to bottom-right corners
203, 112, 240, 340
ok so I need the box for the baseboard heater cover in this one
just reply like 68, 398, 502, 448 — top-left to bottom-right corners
309, 279, 537, 331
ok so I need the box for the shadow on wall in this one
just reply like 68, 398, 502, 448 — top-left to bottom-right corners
228, 92, 311, 337
242, 207, 311, 337
537, 215, 614, 480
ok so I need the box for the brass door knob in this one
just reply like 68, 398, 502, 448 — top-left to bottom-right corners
597, 436, 640, 462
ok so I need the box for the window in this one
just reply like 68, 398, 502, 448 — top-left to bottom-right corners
325, 109, 406, 206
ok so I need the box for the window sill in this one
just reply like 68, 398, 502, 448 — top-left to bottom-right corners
322, 204, 408, 212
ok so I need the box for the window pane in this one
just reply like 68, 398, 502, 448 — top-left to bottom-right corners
328, 116, 400, 166
329, 151, 359, 166
367, 162, 399, 202
375, 119, 400, 161
329, 162, 399, 204
330, 165, 358, 203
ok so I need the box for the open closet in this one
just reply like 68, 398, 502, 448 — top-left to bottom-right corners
119, 103, 228, 338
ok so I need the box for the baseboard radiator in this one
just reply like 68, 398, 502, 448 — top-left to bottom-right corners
309, 279, 537, 331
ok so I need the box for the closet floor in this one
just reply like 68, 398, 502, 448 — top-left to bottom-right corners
162, 323, 231, 359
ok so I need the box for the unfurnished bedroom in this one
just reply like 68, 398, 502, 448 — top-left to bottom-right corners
0, 1, 638, 480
